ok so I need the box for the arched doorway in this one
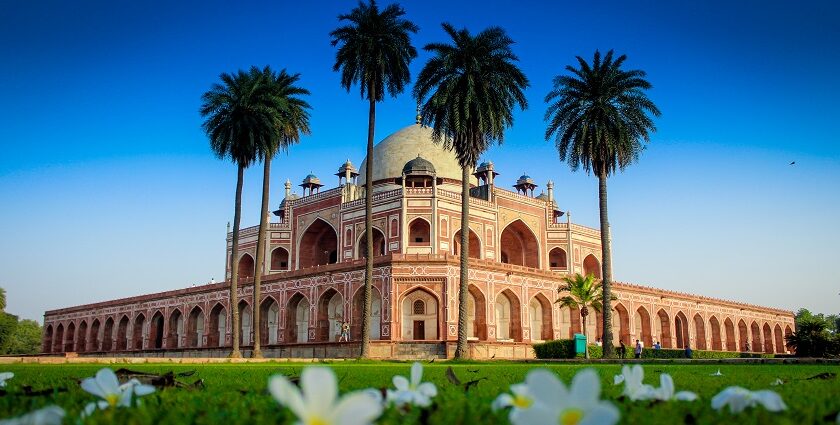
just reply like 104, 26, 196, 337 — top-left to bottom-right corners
548, 247, 567, 270
401, 289, 439, 340
763, 323, 774, 354
634, 307, 653, 347
358, 228, 386, 259
408, 218, 431, 246
529, 294, 553, 341
750, 321, 761, 352
187, 306, 205, 348
271, 248, 290, 271
738, 319, 749, 351
77, 321, 88, 353
299, 219, 338, 268
467, 285, 487, 340
453, 229, 481, 259
583, 255, 601, 278
260, 298, 280, 345
132, 314, 145, 350
167, 309, 183, 349
43, 325, 53, 353
149, 312, 164, 350
674, 312, 689, 349
208, 304, 226, 347
116, 316, 129, 351
317, 289, 345, 342
656, 309, 672, 348
65, 322, 76, 352
709, 316, 722, 351
693, 314, 707, 350
239, 301, 252, 346
499, 220, 539, 268
724, 318, 736, 351
54, 324, 64, 353
613, 304, 631, 345
351, 287, 382, 340
774, 324, 784, 353
784, 325, 793, 352
286, 293, 310, 343
90, 319, 101, 352
103, 318, 114, 352
238, 254, 255, 279
495, 289, 522, 341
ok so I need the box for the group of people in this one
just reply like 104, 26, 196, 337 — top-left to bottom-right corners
596, 337, 693, 358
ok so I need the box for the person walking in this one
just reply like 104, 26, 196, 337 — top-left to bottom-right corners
685, 344, 693, 359
338, 321, 350, 342
654, 340, 661, 350
634, 339, 642, 359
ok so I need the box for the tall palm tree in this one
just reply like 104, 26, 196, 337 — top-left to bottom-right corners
556, 273, 613, 359
251, 68, 311, 358
544, 50, 660, 357
414, 24, 528, 359
200, 67, 277, 358
330, 0, 418, 358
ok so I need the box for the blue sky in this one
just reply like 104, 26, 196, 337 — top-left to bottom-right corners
1, 0, 838, 322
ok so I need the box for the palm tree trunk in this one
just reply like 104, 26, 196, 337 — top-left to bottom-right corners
598, 170, 614, 358
251, 157, 272, 358
229, 164, 244, 358
582, 312, 589, 359
454, 166, 470, 359
360, 86, 376, 359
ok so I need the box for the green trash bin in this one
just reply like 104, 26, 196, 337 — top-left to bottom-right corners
574, 333, 587, 355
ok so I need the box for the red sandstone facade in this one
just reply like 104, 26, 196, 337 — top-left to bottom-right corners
41, 123, 794, 358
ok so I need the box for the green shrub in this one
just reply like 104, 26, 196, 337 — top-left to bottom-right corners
640, 348, 773, 359
533, 339, 575, 359
587, 344, 603, 359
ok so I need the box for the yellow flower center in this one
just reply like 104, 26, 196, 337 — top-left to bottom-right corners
512, 394, 533, 409
305, 416, 328, 425
105, 393, 121, 407
559, 408, 584, 425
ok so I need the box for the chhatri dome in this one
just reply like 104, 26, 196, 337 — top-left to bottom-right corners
358, 123, 476, 185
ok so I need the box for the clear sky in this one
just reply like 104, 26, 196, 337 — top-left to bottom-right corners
1, 0, 838, 322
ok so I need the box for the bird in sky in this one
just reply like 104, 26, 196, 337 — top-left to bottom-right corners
789, 161, 796, 165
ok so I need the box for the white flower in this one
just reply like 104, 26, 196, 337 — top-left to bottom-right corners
0, 372, 13, 387
386, 362, 438, 408
770, 378, 784, 386
710, 369, 723, 376
514, 369, 619, 425
711, 386, 787, 413
0, 405, 65, 425
269, 366, 383, 425
613, 365, 656, 401
81, 368, 155, 417
652, 374, 698, 402
492, 383, 537, 424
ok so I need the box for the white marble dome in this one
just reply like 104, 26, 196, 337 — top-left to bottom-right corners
358, 123, 476, 185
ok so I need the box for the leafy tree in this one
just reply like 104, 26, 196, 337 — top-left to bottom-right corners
4, 319, 41, 355
251, 68, 311, 358
556, 273, 614, 359
201, 67, 277, 358
414, 23, 528, 359
0, 287, 5, 311
544, 50, 660, 357
331, 0, 418, 358
785, 317, 835, 357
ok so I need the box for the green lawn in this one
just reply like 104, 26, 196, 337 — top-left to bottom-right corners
1, 361, 838, 424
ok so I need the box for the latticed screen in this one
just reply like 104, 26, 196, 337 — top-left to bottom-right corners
413, 300, 425, 315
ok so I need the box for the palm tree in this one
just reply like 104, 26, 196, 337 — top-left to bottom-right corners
544, 50, 660, 357
200, 67, 277, 358
251, 68, 311, 358
556, 273, 613, 359
330, 0, 418, 358
414, 24, 528, 359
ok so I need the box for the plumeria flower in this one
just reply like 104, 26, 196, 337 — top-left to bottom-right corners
613, 365, 656, 401
0, 405, 65, 425
710, 369, 723, 377
269, 366, 383, 425
0, 372, 13, 387
81, 368, 155, 417
514, 369, 619, 425
651, 374, 698, 402
492, 382, 536, 423
711, 386, 787, 413
386, 362, 438, 408
770, 378, 784, 386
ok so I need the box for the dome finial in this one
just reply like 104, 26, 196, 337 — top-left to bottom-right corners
415, 103, 421, 125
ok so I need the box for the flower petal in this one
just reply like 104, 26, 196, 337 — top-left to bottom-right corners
80, 377, 107, 399
133, 383, 156, 397
417, 382, 437, 398
579, 402, 620, 425
82, 402, 98, 418
525, 369, 567, 406
410, 362, 423, 387
118, 383, 134, 407
569, 369, 601, 407
392, 375, 409, 391
753, 390, 787, 412
492, 393, 514, 411
329, 391, 384, 425
658, 374, 675, 400
675, 391, 698, 401
513, 404, 558, 425
95, 368, 121, 395
269, 374, 307, 419
613, 375, 624, 386
302, 367, 338, 412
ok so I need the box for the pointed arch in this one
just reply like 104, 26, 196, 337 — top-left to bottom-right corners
238, 253, 255, 279
408, 217, 431, 246
495, 289, 522, 341
467, 285, 487, 340
634, 306, 652, 347
750, 321, 761, 352
693, 314, 707, 350
76, 320, 88, 353
89, 319, 101, 352
674, 311, 689, 349
723, 317, 736, 351
583, 255, 601, 278
54, 323, 64, 352
613, 303, 631, 345
132, 313, 146, 350
762, 323, 774, 354
738, 319, 749, 351
298, 218, 338, 268
286, 292, 310, 343
270, 247, 290, 271
316, 288, 345, 341
43, 324, 54, 353
259, 297, 280, 345
103, 317, 115, 352
453, 228, 481, 259
65, 322, 76, 352
548, 247, 568, 270
238, 300, 252, 346
530, 293, 553, 341
167, 309, 183, 349
116, 315, 130, 351
709, 316, 722, 351
187, 306, 205, 347
656, 309, 672, 348
499, 219, 540, 268
351, 286, 382, 340
400, 287, 440, 340
208, 303, 226, 347
357, 227, 387, 259
774, 324, 784, 354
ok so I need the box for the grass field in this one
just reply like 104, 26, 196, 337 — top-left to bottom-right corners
1, 361, 839, 424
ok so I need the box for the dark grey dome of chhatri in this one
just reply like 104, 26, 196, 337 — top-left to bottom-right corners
402, 155, 436, 175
